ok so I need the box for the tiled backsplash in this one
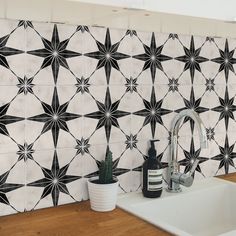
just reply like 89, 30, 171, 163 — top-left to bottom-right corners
0, 18, 236, 216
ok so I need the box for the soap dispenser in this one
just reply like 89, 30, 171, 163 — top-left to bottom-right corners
142, 139, 163, 198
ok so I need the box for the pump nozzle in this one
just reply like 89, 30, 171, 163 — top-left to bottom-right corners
148, 139, 159, 157
150, 139, 159, 147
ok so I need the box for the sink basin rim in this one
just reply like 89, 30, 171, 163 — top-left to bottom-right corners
117, 178, 236, 236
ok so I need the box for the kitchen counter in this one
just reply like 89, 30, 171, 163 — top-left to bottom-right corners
0, 174, 235, 236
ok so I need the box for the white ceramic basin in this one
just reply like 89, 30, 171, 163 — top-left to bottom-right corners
117, 178, 236, 236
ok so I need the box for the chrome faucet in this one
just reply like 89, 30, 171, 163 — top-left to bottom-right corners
167, 109, 208, 193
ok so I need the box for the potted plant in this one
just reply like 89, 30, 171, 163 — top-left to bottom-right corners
87, 149, 119, 212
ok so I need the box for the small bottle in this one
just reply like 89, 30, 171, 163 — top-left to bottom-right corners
142, 140, 163, 198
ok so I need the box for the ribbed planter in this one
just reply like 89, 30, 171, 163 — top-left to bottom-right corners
87, 177, 119, 212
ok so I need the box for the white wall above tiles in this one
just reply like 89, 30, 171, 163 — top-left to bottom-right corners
1, 0, 236, 38
72, 0, 236, 21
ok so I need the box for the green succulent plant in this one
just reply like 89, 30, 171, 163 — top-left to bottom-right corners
99, 149, 113, 184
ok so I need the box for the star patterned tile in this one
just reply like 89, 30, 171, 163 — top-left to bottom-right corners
1, 17, 236, 216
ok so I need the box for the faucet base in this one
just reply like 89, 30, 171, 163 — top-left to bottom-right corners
166, 186, 182, 193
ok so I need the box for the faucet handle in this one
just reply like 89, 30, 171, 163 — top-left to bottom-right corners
170, 159, 199, 189
171, 172, 194, 187
189, 159, 200, 176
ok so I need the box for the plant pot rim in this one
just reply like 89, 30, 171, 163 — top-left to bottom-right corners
88, 176, 118, 185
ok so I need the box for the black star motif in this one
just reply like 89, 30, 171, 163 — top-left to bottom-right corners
169, 34, 178, 40
85, 28, 130, 84
0, 33, 24, 69
126, 30, 137, 37
205, 78, 215, 92
76, 25, 89, 33
176, 87, 209, 133
212, 39, 236, 82
206, 128, 215, 141
0, 170, 24, 205
133, 32, 172, 83
18, 20, 33, 29
0, 102, 24, 136
28, 151, 81, 206
212, 135, 236, 174
85, 87, 130, 142
75, 138, 90, 155
168, 78, 179, 92
212, 87, 236, 131
17, 142, 34, 162
27, 24, 81, 84
125, 134, 138, 150
206, 37, 214, 42
125, 77, 138, 93
134, 87, 172, 138
175, 36, 208, 83
28, 87, 81, 147
17, 76, 34, 95
179, 138, 208, 176
75, 76, 90, 94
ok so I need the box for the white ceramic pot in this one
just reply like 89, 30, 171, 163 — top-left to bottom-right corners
87, 176, 119, 212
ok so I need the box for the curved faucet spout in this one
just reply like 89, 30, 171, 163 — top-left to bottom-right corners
171, 109, 208, 150
167, 109, 208, 193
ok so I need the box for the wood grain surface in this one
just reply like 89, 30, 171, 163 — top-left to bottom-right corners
0, 174, 235, 236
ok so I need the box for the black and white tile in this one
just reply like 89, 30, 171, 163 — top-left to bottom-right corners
1, 18, 236, 216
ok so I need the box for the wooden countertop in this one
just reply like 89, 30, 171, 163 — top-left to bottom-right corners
0, 174, 235, 236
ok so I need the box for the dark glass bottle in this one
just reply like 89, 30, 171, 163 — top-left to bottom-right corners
142, 140, 163, 198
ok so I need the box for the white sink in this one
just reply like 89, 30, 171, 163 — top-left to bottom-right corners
117, 178, 236, 236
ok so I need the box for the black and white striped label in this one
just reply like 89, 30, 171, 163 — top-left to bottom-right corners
147, 169, 162, 191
